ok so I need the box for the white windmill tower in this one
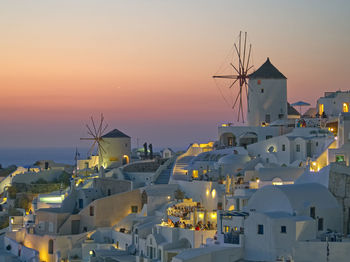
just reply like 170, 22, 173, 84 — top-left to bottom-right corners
247, 58, 287, 126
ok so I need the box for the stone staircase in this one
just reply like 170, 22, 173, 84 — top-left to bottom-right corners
172, 156, 196, 176
154, 166, 172, 184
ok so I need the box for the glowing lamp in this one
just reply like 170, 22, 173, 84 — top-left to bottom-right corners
211, 189, 216, 198
198, 213, 204, 220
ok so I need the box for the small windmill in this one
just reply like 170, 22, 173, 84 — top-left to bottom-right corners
80, 114, 109, 170
213, 31, 254, 123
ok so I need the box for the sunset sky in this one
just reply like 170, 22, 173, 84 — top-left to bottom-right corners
0, 0, 349, 149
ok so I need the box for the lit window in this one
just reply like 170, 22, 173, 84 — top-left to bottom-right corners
319, 104, 324, 115
343, 103, 349, 112
224, 226, 230, 233
336, 155, 345, 162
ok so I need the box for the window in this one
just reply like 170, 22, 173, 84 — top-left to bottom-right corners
131, 206, 138, 213
282, 144, 286, 151
296, 144, 300, 152
261, 88, 264, 93
125, 143, 128, 147
257, 224, 264, 235
107, 189, 111, 196
310, 207, 315, 219
224, 226, 230, 233
265, 114, 270, 123
79, 199, 83, 209
266, 135, 272, 140
336, 155, 345, 162
258, 80, 261, 85
319, 104, 324, 115
268, 146, 275, 153
281, 226, 287, 233
316, 142, 319, 147
90, 206, 94, 216
343, 103, 349, 112
278, 114, 284, 119
318, 218, 324, 231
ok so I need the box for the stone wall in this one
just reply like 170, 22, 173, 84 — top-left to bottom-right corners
328, 163, 350, 234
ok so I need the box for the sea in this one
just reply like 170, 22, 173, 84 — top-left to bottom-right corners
0, 147, 89, 168
0, 146, 185, 168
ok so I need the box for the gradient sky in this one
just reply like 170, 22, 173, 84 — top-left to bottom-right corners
0, 0, 349, 149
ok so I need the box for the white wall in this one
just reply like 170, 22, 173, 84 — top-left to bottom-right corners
248, 78, 287, 126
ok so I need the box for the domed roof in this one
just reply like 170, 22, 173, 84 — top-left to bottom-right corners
246, 183, 340, 215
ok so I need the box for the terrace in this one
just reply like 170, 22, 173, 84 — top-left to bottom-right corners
165, 200, 217, 231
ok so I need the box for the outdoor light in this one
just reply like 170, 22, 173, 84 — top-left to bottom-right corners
211, 189, 216, 198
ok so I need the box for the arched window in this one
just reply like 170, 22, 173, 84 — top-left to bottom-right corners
343, 103, 349, 113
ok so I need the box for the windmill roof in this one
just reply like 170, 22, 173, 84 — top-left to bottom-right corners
102, 129, 130, 138
249, 57, 287, 79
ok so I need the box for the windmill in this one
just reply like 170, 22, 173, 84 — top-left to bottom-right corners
80, 114, 109, 170
213, 31, 254, 123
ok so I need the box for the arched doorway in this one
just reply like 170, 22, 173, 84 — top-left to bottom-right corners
122, 155, 129, 165
239, 132, 258, 148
